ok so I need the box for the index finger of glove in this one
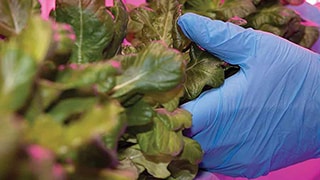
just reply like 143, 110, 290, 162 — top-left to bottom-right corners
178, 13, 258, 66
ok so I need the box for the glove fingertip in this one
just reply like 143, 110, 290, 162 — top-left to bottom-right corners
177, 13, 256, 66
178, 13, 222, 47
177, 13, 200, 40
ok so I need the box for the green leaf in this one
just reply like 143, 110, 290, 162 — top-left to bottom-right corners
161, 87, 184, 112
181, 1, 214, 20
184, 44, 224, 99
148, 0, 179, 45
25, 80, 62, 122
120, 145, 171, 179
99, 169, 139, 180
76, 138, 119, 169
245, 5, 300, 36
245, 5, 320, 47
178, 137, 203, 165
183, 0, 256, 20
121, 45, 139, 55
103, 0, 129, 59
66, 100, 124, 150
0, 0, 33, 36
55, 0, 115, 63
127, 6, 153, 34
70, 161, 138, 180
298, 24, 320, 49
128, 0, 180, 47
112, 41, 185, 98
26, 100, 125, 155
95, 169, 139, 180
127, 7, 158, 48
0, 16, 54, 114
218, 0, 256, 20
137, 109, 191, 156
115, 53, 138, 70
50, 22, 76, 56
0, 48, 37, 114
156, 108, 192, 131
118, 157, 140, 179
144, 84, 184, 111
183, 0, 220, 13
103, 111, 126, 150
119, 93, 144, 108
167, 160, 198, 180
17, 15, 53, 63
126, 100, 154, 126
56, 61, 120, 92
56, 0, 105, 10
25, 115, 65, 154
137, 120, 184, 156
172, 4, 191, 51
48, 97, 98, 123
0, 115, 23, 178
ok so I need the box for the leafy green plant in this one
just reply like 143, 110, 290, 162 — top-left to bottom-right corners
0, 0, 319, 179
182, 0, 319, 48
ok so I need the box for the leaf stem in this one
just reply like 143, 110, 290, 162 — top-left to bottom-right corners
7, 1, 18, 34
78, 1, 83, 63
160, 1, 172, 41
112, 72, 146, 91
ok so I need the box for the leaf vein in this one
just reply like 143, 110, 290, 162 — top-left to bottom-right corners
78, 1, 84, 63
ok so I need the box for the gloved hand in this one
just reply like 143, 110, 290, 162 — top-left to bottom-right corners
178, 13, 320, 178
286, 1, 320, 53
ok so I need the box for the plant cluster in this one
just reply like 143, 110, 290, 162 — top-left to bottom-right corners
0, 0, 318, 179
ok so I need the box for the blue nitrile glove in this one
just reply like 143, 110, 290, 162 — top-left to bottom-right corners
195, 170, 219, 180
178, 13, 320, 178
286, 2, 320, 53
